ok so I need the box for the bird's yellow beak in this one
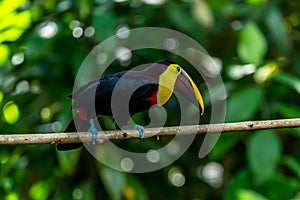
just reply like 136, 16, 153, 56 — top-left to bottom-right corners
175, 69, 204, 115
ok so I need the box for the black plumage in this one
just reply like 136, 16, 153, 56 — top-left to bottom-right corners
57, 60, 204, 150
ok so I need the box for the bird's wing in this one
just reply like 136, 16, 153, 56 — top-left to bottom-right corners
71, 71, 126, 109
69, 79, 99, 99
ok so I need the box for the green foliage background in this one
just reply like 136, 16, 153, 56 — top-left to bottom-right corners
1, 0, 300, 199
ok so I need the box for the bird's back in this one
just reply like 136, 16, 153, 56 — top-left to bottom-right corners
71, 70, 158, 117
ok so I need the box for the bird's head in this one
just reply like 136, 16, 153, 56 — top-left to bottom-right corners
150, 60, 204, 115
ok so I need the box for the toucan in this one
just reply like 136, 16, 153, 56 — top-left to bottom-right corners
57, 60, 204, 151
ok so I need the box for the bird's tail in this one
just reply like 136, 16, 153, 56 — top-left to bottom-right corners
57, 115, 83, 151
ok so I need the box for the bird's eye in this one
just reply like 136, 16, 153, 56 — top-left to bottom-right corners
176, 66, 180, 72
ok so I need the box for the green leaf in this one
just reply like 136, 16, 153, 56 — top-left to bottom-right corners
0, 0, 27, 18
92, 11, 117, 42
78, 0, 91, 19
253, 62, 279, 84
97, 164, 126, 200
29, 181, 51, 200
273, 73, 300, 94
0, 91, 4, 103
95, 146, 126, 200
245, 0, 266, 6
2, 101, 19, 124
166, 4, 205, 41
224, 169, 252, 200
209, 132, 242, 160
74, 181, 95, 200
167, 4, 197, 31
265, 7, 289, 56
56, 149, 82, 175
237, 189, 268, 200
247, 130, 282, 184
0, 0, 31, 43
276, 103, 300, 118
192, 0, 214, 28
125, 175, 148, 200
5, 192, 19, 200
282, 156, 300, 178
226, 86, 264, 122
237, 22, 267, 65
276, 103, 300, 137
0, 44, 10, 65
24, 34, 51, 60
260, 175, 300, 200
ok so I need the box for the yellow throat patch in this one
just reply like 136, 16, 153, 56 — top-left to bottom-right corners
157, 64, 181, 106
157, 64, 204, 115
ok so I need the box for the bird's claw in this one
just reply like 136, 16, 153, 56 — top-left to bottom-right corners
133, 125, 145, 142
122, 125, 145, 142
88, 119, 98, 145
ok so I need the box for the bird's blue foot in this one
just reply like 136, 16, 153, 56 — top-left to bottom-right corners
122, 125, 145, 142
88, 119, 98, 145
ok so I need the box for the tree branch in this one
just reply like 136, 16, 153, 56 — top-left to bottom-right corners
1, 118, 300, 145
